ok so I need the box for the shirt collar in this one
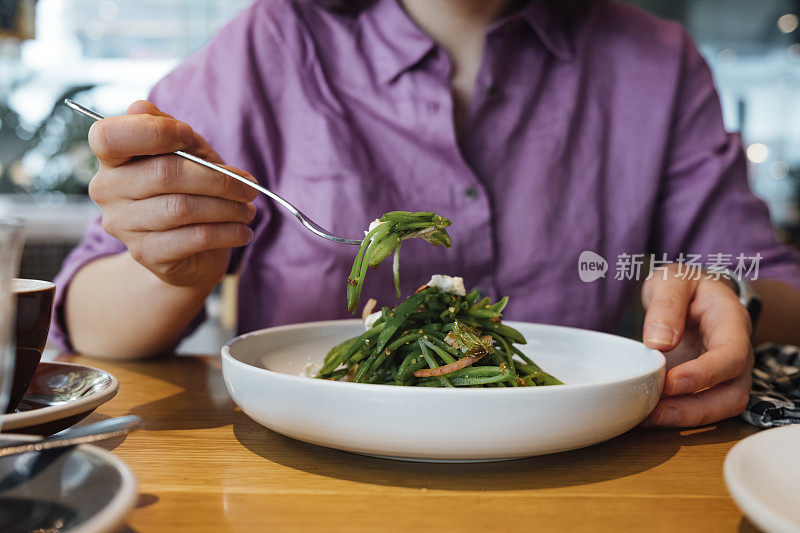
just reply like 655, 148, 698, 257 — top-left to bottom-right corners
358, 0, 437, 84
358, 0, 573, 85
508, 1, 574, 61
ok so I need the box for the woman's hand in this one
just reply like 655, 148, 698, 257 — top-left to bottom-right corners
87, 100, 257, 289
640, 264, 753, 427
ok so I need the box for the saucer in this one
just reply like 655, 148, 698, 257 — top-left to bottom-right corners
724, 425, 800, 533
0, 435, 137, 533
0, 362, 118, 435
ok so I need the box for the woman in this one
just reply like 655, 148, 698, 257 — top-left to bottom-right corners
53, 0, 800, 427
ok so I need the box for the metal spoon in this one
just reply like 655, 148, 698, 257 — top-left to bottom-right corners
0, 415, 144, 457
64, 99, 361, 246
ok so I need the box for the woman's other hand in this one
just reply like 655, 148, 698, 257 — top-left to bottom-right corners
640, 264, 753, 427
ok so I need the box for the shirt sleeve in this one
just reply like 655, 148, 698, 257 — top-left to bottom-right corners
652, 29, 800, 290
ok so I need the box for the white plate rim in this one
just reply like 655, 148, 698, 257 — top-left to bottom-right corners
0, 434, 138, 533
723, 425, 800, 533
221, 318, 666, 394
0, 361, 119, 430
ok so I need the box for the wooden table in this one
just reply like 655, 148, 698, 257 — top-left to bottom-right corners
60, 352, 763, 532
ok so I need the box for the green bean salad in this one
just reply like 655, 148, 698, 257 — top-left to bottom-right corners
317, 283, 562, 387
346, 211, 452, 313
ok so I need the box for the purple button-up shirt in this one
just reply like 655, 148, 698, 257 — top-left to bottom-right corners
52, 0, 800, 351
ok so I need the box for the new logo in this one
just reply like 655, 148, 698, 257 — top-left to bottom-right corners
578, 251, 608, 282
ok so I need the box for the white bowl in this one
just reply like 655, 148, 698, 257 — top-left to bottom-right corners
222, 320, 665, 462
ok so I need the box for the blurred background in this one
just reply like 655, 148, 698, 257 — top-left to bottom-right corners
1, 0, 799, 348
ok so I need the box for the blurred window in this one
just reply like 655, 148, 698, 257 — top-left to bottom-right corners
0, 0, 251, 197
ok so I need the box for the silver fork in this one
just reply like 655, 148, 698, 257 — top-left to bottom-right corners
65, 99, 361, 245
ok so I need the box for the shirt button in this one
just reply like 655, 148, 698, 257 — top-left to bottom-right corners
427, 101, 441, 112
464, 187, 479, 200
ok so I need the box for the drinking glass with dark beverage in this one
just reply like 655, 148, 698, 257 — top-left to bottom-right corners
0, 218, 24, 416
